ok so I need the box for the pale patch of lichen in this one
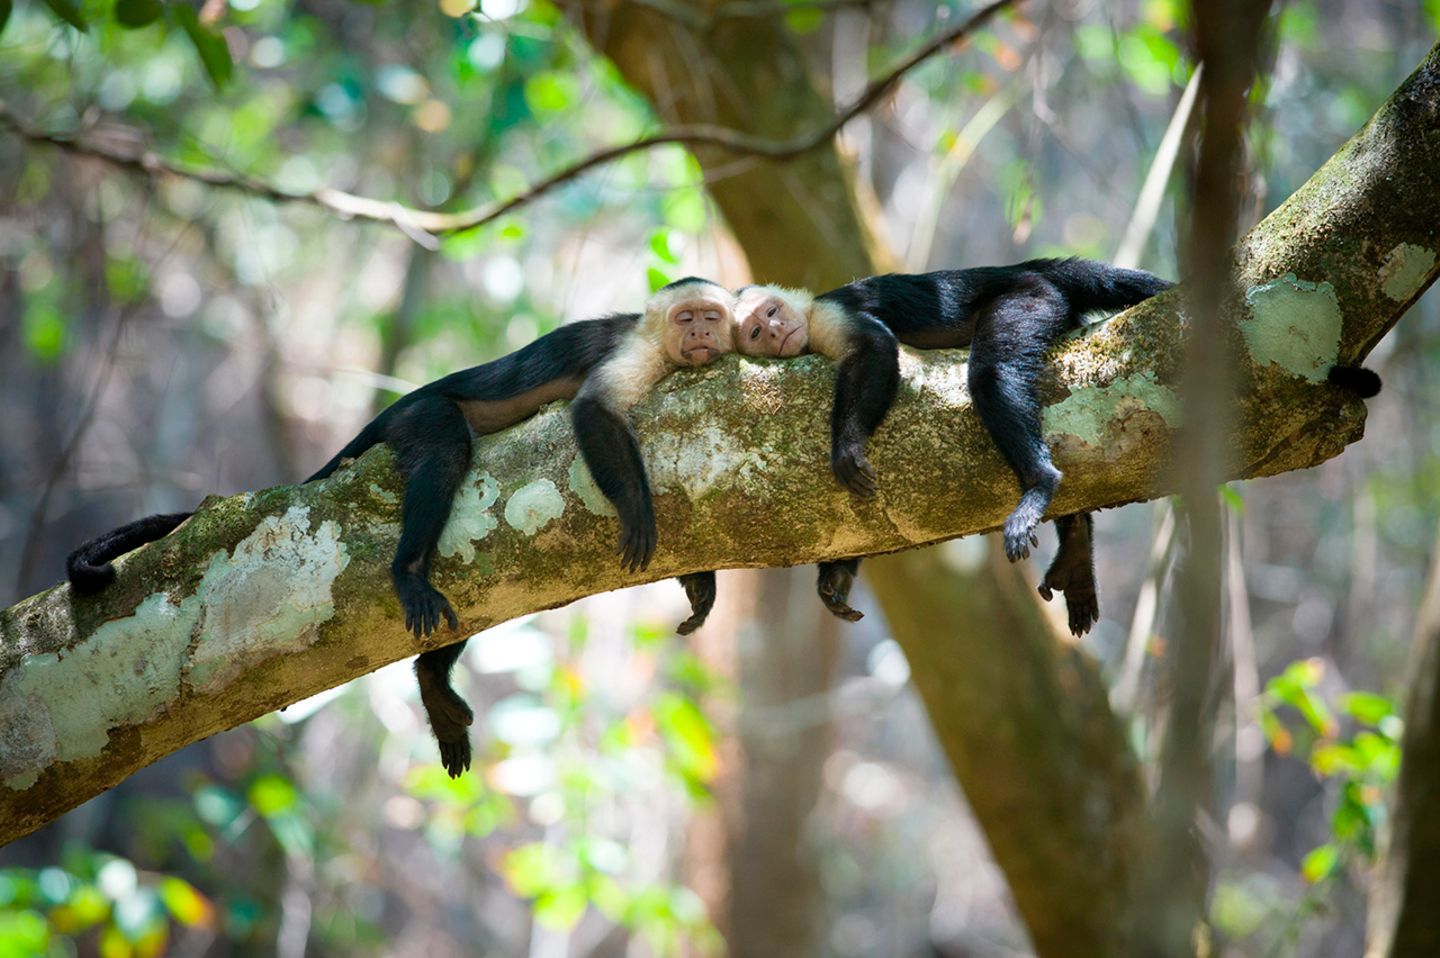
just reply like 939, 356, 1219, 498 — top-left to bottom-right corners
567, 456, 617, 517
1044, 373, 1182, 447
0, 590, 196, 786
1241, 274, 1343, 382
1379, 243, 1436, 302
185, 507, 350, 693
504, 479, 566, 535
439, 473, 501, 562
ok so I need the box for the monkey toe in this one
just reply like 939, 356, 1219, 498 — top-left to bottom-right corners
833, 450, 877, 499
1067, 595, 1099, 637
1002, 515, 1040, 562
438, 737, 472, 778
618, 515, 657, 573
397, 578, 458, 639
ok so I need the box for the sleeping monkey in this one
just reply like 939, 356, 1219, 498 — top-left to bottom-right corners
67, 277, 738, 776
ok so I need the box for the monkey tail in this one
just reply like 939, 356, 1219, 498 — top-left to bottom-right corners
67, 512, 194, 594
1328, 365, 1382, 398
306, 420, 385, 482
1033, 258, 1175, 315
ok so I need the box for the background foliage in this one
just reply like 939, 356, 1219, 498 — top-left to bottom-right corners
2, 0, 1438, 955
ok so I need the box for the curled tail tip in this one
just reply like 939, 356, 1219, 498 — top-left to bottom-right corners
1328, 365, 1382, 399
67, 554, 117, 595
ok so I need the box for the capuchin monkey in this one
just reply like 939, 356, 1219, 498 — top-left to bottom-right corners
733, 258, 1173, 637
735, 258, 1382, 636
66, 277, 737, 776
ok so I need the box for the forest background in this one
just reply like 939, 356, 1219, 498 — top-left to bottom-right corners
1, 0, 1438, 956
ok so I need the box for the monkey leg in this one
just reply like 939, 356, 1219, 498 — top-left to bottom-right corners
675, 571, 717, 635
415, 640, 474, 777
967, 286, 1069, 562
830, 319, 900, 499
572, 395, 657, 572
1037, 513, 1099, 637
817, 559, 865, 622
388, 397, 472, 638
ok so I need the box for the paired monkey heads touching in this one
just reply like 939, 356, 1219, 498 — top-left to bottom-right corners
647, 277, 817, 367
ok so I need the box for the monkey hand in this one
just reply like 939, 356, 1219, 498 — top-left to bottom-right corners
617, 499, 657, 573
1037, 552, 1099, 638
395, 574, 460, 639
817, 562, 864, 622
676, 571, 717, 635
832, 444, 878, 499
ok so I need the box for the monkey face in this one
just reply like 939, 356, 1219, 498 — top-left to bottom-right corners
735, 286, 809, 358
647, 279, 737, 367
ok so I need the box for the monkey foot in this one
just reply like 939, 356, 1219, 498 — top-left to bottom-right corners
832, 446, 878, 499
437, 736, 472, 778
418, 679, 475, 778
396, 577, 459, 638
817, 566, 865, 622
676, 572, 716, 635
1038, 565, 1099, 638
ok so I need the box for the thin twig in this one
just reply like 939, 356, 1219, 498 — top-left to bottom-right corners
0, 0, 1017, 243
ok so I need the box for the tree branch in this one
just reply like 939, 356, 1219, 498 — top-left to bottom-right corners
2, 40, 1437, 853
0, 0, 1015, 244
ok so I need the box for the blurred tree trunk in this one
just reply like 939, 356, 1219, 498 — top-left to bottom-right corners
566, 4, 1143, 954
1367, 524, 1440, 957
866, 546, 1142, 956
567, 6, 877, 954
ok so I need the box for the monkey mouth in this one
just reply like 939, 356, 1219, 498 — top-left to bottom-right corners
683, 345, 720, 364
779, 328, 801, 356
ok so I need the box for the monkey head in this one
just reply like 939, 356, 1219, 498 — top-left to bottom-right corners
733, 284, 814, 359
645, 278, 737, 367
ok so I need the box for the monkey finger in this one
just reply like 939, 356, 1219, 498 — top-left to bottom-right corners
1037, 583, 1054, 601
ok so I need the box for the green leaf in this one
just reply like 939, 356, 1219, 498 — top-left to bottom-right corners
646, 267, 671, 293
1339, 691, 1394, 726
247, 774, 297, 817
159, 878, 213, 927
648, 228, 679, 265
1218, 484, 1244, 513
534, 885, 587, 929
785, 7, 822, 33
40, 0, 88, 30
0, 0, 12, 38
173, 7, 233, 90
1301, 844, 1339, 884
115, 0, 164, 27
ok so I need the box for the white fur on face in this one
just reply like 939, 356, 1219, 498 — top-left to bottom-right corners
734, 284, 815, 358
644, 279, 737, 366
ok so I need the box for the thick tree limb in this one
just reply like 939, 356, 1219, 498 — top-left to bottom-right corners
1, 45, 1437, 853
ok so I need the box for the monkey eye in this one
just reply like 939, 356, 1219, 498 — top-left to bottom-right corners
676, 310, 694, 323
702, 310, 722, 322
748, 324, 761, 341
766, 305, 778, 319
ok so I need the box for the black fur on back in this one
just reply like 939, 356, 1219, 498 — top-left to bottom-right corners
304, 313, 641, 482
70, 314, 642, 594
67, 512, 193, 594
814, 258, 1172, 346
